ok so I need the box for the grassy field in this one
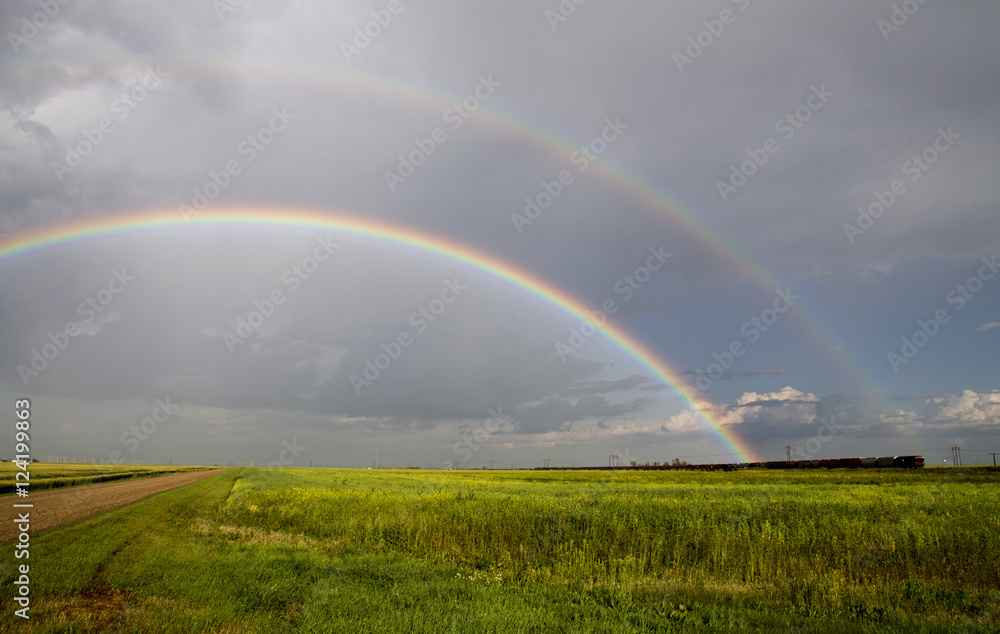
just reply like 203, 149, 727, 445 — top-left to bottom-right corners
0, 462, 215, 495
1, 467, 998, 632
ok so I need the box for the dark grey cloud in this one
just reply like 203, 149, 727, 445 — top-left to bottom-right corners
512, 393, 656, 436
1, 1, 996, 464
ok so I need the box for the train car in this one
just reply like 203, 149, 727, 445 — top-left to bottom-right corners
532, 453, 924, 472
893, 455, 925, 468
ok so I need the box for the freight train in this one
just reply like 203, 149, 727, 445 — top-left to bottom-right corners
535, 455, 925, 472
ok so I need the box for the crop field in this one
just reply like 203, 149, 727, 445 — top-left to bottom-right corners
2, 467, 998, 632
0, 462, 214, 495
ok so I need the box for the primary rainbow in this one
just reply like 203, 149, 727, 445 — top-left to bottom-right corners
11, 53, 883, 405
0, 206, 759, 463
5, 51, 901, 454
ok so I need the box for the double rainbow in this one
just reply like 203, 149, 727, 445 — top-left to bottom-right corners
0, 206, 759, 463
11, 53, 880, 402
3, 53, 897, 458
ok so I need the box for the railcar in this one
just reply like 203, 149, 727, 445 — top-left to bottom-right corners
534, 455, 925, 471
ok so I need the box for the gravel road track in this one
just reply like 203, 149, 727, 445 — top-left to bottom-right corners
1, 468, 229, 542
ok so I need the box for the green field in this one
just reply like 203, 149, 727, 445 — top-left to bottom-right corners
0, 462, 215, 495
1, 467, 998, 632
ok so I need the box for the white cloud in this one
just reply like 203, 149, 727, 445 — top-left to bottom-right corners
664, 387, 823, 436
735, 386, 818, 407
880, 390, 1000, 432
925, 390, 1000, 429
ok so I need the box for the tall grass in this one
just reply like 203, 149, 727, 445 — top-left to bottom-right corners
2, 467, 996, 632
222, 469, 1000, 606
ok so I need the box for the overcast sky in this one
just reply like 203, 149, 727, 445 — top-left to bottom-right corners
1, 0, 997, 468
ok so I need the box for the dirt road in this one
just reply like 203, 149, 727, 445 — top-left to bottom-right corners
1, 468, 229, 542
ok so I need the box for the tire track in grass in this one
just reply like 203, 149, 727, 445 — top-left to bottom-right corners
62, 474, 236, 629
71, 543, 133, 630
0, 470, 243, 632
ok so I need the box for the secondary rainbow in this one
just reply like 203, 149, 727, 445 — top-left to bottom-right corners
259, 57, 880, 403
0, 206, 758, 462
11, 52, 881, 405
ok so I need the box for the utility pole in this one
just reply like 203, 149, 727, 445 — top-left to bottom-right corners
951, 445, 962, 467
786, 445, 791, 461
991, 452, 997, 468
